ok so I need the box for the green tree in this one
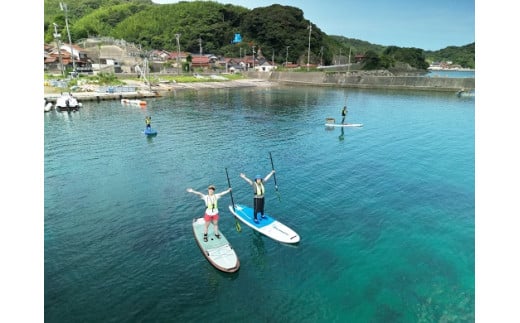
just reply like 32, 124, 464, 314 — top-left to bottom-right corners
425, 43, 475, 68
379, 54, 395, 69
239, 5, 326, 64
362, 50, 381, 70
383, 46, 429, 70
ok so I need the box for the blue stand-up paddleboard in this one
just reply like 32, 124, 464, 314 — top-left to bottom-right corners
228, 204, 300, 244
143, 128, 157, 136
192, 218, 240, 273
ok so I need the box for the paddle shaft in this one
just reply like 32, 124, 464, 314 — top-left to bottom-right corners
269, 152, 281, 201
225, 168, 241, 232
225, 168, 235, 210
269, 152, 279, 189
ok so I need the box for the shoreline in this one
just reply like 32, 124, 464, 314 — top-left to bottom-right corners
44, 71, 475, 103
44, 79, 277, 103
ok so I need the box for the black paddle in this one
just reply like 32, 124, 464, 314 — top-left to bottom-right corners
269, 152, 281, 202
225, 167, 241, 232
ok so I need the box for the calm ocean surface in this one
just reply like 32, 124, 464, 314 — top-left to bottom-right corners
44, 85, 474, 322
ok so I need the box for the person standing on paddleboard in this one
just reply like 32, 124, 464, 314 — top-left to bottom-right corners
187, 185, 231, 242
240, 171, 275, 224
341, 105, 348, 124
145, 116, 152, 130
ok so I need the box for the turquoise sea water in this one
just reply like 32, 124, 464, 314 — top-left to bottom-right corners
44, 86, 474, 322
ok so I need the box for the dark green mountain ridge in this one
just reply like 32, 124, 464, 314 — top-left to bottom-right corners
44, 0, 474, 69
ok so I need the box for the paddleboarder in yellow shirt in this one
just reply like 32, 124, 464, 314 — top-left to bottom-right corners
341, 105, 348, 124
239, 171, 275, 224
187, 185, 232, 242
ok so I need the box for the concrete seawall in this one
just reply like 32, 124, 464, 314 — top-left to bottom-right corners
44, 91, 158, 103
44, 71, 474, 104
247, 71, 475, 92
43, 79, 277, 103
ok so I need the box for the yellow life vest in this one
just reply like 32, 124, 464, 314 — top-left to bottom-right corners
253, 182, 265, 196
206, 195, 217, 211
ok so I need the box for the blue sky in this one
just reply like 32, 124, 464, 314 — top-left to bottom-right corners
152, 0, 474, 51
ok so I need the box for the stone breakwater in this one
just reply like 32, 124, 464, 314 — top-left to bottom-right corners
247, 71, 475, 92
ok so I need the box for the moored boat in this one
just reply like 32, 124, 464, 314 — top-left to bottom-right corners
55, 93, 82, 112
44, 99, 53, 112
121, 98, 147, 107
456, 89, 475, 97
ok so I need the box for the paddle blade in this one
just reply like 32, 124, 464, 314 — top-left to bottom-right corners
235, 219, 242, 232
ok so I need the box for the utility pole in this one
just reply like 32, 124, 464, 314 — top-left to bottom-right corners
53, 23, 65, 77
60, 2, 76, 74
252, 45, 256, 70
198, 37, 202, 56
144, 57, 151, 92
307, 23, 312, 71
285, 46, 290, 68
175, 33, 181, 75
347, 47, 352, 74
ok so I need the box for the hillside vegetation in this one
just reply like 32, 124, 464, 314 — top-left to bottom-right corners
44, 0, 474, 69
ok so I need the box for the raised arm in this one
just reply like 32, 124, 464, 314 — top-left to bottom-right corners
186, 188, 205, 198
240, 173, 253, 185
263, 170, 275, 182
216, 187, 232, 198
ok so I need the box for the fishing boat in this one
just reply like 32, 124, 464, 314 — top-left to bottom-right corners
55, 93, 82, 112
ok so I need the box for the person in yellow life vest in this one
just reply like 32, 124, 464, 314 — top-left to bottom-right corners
239, 171, 275, 224
187, 185, 232, 242
145, 116, 151, 130
341, 105, 348, 124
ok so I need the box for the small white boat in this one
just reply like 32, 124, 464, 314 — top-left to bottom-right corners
456, 89, 475, 97
44, 99, 53, 112
55, 93, 82, 112
121, 98, 147, 107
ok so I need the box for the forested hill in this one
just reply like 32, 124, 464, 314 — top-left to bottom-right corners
424, 43, 475, 68
44, 0, 474, 69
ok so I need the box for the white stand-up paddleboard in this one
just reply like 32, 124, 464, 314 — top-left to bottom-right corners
325, 123, 363, 127
192, 218, 240, 273
228, 204, 300, 244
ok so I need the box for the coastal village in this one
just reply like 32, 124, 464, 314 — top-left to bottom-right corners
44, 35, 470, 79
45, 36, 302, 78
44, 36, 474, 112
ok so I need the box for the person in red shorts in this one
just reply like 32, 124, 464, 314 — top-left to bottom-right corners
187, 185, 231, 242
